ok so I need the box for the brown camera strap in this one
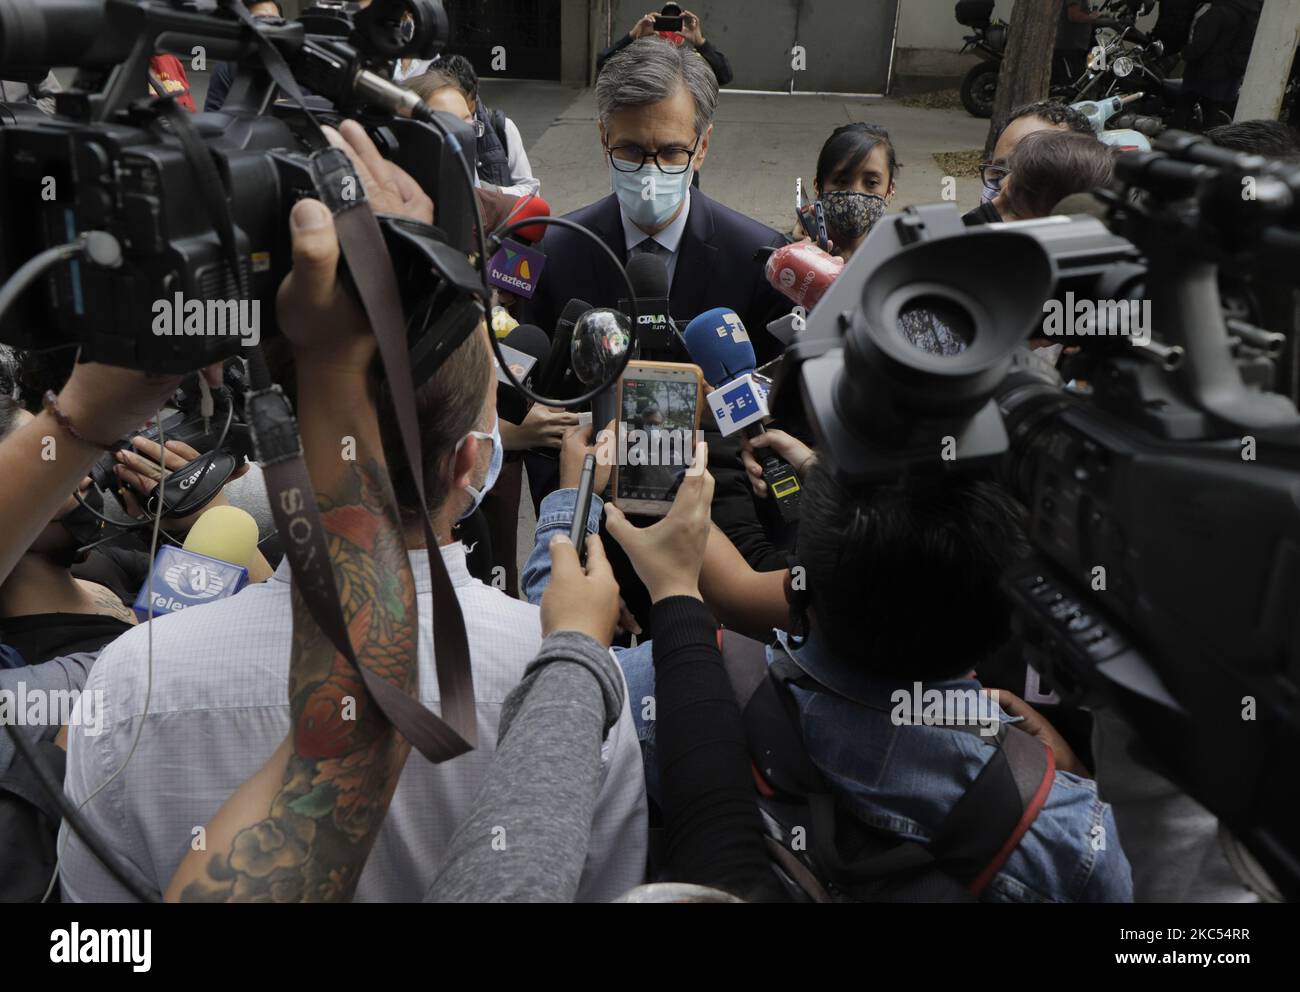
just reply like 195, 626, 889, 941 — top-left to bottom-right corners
255, 198, 478, 763
219, 2, 478, 762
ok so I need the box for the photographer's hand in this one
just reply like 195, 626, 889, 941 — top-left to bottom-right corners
630, 13, 657, 39
558, 421, 615, 492
0, 361, 222, 586
739, 429, 815, 498
681, 11, 706, 46
540, 533, 620, 647
985, 688, 1092, 778
505, 404, 579, 452
323, 120, 434, 225
605, 441, 713, 602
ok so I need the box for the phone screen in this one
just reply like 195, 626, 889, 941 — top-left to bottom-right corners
654, 14, 683, 32
616, 369, 701, 511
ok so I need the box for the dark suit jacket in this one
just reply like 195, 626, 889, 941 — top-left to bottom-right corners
525, 190, 792, 364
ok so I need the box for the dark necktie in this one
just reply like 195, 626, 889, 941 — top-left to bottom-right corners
632, 238, 669, 259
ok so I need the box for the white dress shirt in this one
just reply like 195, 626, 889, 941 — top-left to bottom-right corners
620, 187, 692, 289
392, 57, 438, 83
59, 543, 647, 903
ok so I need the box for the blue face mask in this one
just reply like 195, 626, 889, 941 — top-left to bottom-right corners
609, 161, 689, 229
458, 415, 503, 520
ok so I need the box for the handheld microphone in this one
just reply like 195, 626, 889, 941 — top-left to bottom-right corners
619, 253, 680, 357
536, 298, 591, 398
682, 308, 802, 522
570, 308, 632, 439
133, 505, 257, 620
503, 194, 551, 244
497, 323, 550, 423
761, 240, 844, 311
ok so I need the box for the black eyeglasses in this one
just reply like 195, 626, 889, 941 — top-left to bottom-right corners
980, 162, 1010, 190
606, 135, 701, 175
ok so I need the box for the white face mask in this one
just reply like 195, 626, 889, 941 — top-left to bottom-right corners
456, 414, 502, 520
608, 161, 690, 228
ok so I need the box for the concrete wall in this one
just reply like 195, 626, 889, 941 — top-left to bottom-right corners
895, 0, 1014, 78
605, 0, 900, 93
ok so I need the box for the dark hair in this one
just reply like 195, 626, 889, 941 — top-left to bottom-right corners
661, 3, 683, 15
814, 122, 900, 194
0, 391, 21, 440
404, 67, 470, 107
1206, 119, 1300, 158
14, 347, 77, 413
1005, 99, 1093, 138
796, 464, 1031, 680
265, 326, 492, 520
377, 327, 492, 521
440, 54, 480, 103
1003, 129, 1115, 219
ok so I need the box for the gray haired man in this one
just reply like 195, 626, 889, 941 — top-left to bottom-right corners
525, 36, 789, 364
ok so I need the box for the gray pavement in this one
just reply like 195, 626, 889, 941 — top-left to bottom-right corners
483, 81, 992, 229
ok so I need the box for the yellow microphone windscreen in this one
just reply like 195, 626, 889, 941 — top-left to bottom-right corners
182, 504, 260, 568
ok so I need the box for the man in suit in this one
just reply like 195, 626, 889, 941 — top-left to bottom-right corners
526, 36, 790, 364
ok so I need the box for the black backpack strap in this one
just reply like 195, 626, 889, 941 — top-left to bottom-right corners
928, 723, 1055, 896
719, 629, 825, 798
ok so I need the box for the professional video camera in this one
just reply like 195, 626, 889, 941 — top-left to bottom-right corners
771, 131, 1300, 899
0, 0, 484, 374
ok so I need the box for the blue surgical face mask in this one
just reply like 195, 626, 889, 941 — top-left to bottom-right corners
458, 414, 503, 520
609, 161, 689, 228
981, 169, 1006, 204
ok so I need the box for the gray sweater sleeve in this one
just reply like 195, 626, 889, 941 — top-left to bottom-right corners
426, 631, 626, 903
0, 651, 97, 773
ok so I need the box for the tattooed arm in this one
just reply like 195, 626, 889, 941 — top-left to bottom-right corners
165, 122, 437, 903
164, 454, 416, 903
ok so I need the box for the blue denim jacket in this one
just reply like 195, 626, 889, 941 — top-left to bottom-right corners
778, 631, 1133, 903
523, 490, 1131, 902
522, 488, 660, 795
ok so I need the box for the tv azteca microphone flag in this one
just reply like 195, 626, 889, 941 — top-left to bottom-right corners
487, 240, 547, 299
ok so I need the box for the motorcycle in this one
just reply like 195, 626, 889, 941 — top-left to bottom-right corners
957, 0, 1166, 121
956, 0, 1006, 119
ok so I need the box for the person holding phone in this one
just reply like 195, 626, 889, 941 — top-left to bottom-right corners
596, 5, 734, 88
793, 123, 900, 263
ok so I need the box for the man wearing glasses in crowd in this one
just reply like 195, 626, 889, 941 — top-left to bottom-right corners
526, 36, 789, 363
963, 100, 1095, 226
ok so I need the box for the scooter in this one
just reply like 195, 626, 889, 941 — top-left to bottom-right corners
1071, 92, 1153, 151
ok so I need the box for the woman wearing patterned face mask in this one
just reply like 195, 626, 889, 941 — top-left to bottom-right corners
795, 123, 900, 262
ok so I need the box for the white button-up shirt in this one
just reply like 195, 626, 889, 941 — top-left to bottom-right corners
60, 543, 647, 902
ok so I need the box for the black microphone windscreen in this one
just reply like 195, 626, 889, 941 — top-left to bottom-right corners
559, 297, 592, 328
626, 252, 670, 298
538, 300, 592, 397
503, 323, 550, 363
